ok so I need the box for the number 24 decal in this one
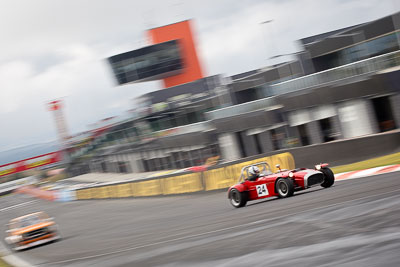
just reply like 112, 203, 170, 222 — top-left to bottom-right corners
256, 184, 269, 197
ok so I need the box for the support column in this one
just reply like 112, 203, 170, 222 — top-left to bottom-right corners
114, 154, 121, 173
87, 161, 94, 173
390, 94, 400, 129
365, 99, 380, 133
330, 114, 344, 140
259, 131, 274, 152
241, 131, 258, 157
159, 149, 169, 170
106, 156, 114, 173
93, 161, 101, 173
218, 133, 241, 162
337, 99, 376, 138
165, 148, 177, 169
122, 153, 131, 173
112, 155, 119, 173
136, 152, 145, 172
141, 151, 149, 172
126, 153, 137, 173
306, 121, 323, 144
120, 154, 130, 173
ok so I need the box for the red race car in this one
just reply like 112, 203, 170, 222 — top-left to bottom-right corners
228, 162, 335, 208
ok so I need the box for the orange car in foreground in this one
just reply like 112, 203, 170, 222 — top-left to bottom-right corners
5, 212, 60, 251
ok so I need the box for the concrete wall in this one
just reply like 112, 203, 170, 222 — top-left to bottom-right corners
251, 131, 400, 169
207, 130, 400, 171
217, 126, 400, 169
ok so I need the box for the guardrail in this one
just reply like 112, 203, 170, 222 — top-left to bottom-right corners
147, 121, 212, 138
205, 97, 279, 120
271, 50, 400, 95
205, 51, 400, 121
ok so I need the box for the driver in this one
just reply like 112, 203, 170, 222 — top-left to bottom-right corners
248, 166, 261, 181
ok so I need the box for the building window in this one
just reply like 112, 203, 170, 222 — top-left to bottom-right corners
371, 96, 397, 132
312, 33, 400, 72
236, 132, 247, 158
253, 134, 263, 154
319, 118, 336, 142
297, 124, 310, 146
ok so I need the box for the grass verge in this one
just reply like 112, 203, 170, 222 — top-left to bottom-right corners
0, 257, 12, 267
331, 152, 400, 174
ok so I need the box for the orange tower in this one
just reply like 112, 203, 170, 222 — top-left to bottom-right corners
148, 20, 204, 88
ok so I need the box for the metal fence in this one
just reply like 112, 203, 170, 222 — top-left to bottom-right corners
271, 50, 400, 95
206, 97, 279, 120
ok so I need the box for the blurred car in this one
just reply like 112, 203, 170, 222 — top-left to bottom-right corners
5, 211, 60, 251
228, 162, 335, 208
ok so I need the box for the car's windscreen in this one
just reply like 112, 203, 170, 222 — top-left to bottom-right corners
19, 215, 41, 228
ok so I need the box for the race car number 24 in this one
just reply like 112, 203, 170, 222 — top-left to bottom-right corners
256, 184, 268, 197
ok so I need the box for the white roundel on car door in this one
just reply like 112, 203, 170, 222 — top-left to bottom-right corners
256, 184, 269, 197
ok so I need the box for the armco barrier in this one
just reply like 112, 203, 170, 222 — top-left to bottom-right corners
74, 152, 294, 200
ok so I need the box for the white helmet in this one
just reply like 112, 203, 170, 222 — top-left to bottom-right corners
249, 166, 260, 176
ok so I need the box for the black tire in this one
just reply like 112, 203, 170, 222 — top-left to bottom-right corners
320, 167, 335, 188
276, 178, 294, 198
229, 189, 247, 208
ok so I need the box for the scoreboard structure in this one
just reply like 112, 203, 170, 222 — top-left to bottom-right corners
108, 20, 204, 88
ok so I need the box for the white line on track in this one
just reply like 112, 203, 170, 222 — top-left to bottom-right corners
0, 200, 38, 212
38, 187, 400, 266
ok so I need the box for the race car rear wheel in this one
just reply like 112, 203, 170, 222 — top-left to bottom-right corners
276, 178, 294, 198
320, 167, 335, 188
229, 189, 247, 208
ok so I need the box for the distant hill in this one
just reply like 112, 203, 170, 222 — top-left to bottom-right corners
0, 141, 60, 166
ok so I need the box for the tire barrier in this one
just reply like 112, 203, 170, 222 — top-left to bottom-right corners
74, 152, 295, 200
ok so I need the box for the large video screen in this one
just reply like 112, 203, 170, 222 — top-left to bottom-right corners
107, 40, 184, 85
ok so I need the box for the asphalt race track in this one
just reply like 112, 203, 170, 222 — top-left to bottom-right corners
1, 172, 400, 267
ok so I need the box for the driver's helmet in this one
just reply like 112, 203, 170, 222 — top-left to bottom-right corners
248, 166, 260, 181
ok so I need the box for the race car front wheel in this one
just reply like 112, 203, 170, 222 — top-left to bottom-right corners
276, 178, 294, 198
320, 167, 335, 188
229, 189, 247, 208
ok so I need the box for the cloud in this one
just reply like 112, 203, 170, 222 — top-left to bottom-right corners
0, 0, 396, 151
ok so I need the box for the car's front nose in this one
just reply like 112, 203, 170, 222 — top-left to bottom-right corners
303, 170, 324, 188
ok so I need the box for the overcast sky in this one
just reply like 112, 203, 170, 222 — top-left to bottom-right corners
0, 0, 398, 152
